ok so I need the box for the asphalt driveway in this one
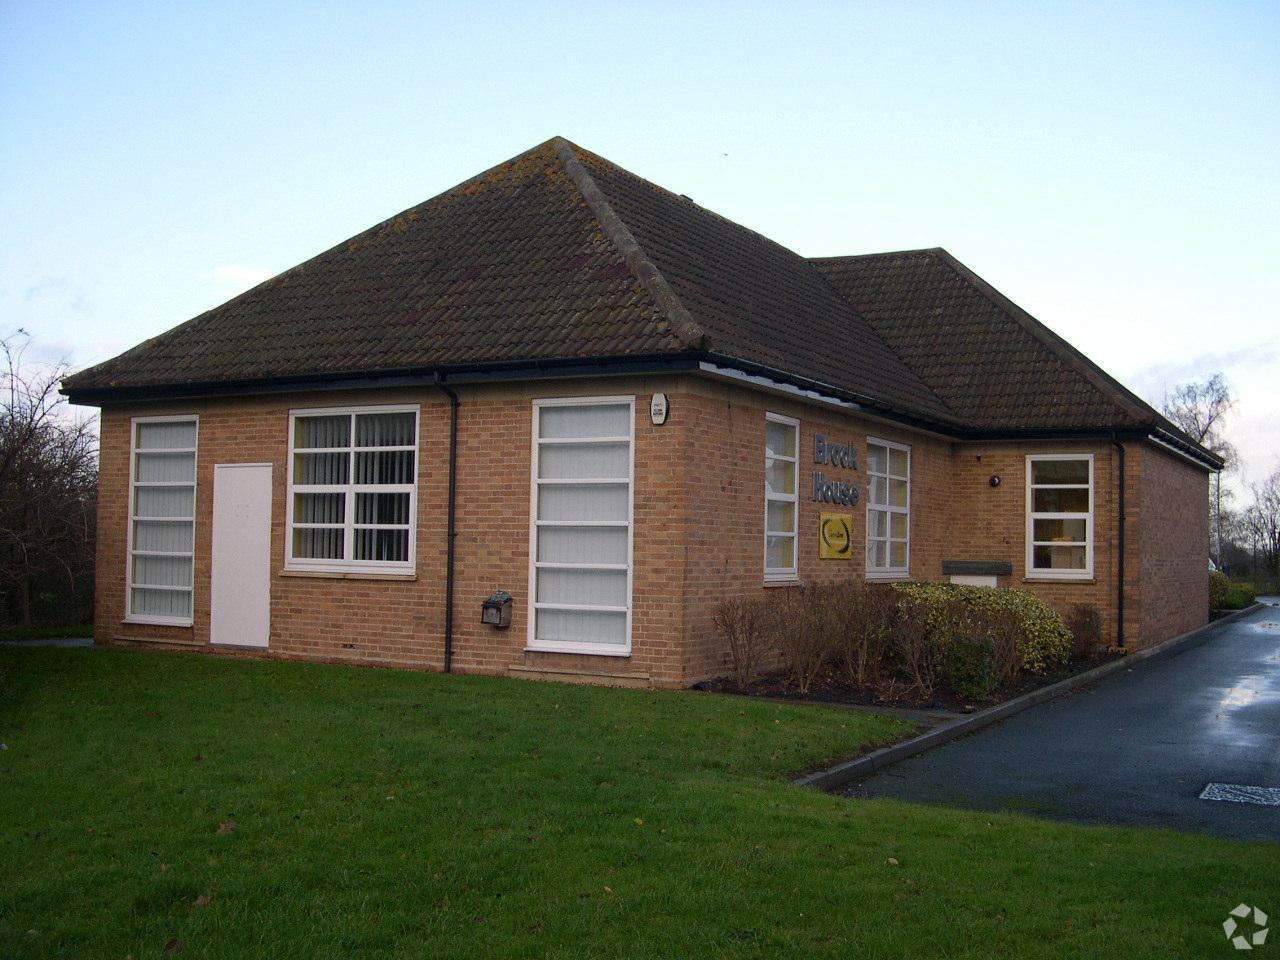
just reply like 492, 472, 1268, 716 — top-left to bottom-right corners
848, 600, 1280, 842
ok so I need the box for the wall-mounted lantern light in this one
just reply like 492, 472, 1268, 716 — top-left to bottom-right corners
481, 590, 513, 628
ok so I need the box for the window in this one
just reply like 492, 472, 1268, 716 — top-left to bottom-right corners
286, 405, 418, 574
528, 397, 634, 655
1027, 454, 1093, 578
127, 416, 198, 624
867, 438, 910, 577
764, 413, 799, 581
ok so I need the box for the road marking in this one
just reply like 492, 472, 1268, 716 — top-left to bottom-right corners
1200, 783, 1280, 806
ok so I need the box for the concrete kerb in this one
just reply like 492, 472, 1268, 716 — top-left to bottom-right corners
792, 603, 1268, 791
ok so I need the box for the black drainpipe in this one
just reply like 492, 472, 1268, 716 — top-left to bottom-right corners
1112, 436, 1126, 649
435, 374, 459, 672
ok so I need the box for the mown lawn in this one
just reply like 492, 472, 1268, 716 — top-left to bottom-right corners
0, 647, 1274, 959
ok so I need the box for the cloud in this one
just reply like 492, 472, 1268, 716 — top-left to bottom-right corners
23, 276, 90, 316
211, 264, 274, 287
1125, 343, 1280, 405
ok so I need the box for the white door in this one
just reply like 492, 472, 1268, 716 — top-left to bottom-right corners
211, 463, 272, 647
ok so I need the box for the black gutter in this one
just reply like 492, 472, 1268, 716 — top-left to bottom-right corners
1112, 436, 1126, 649
435, 373, 459, 673
61, 352, 709, 406
64, 348, 1223, 471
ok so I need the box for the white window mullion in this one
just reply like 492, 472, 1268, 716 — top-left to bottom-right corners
127, 416, 198, 626
528, 397, 634, 656
867, 438, 910, 578
287, 405, 418, 573
1026, 454, 1094, 578
764, 412, 799, 582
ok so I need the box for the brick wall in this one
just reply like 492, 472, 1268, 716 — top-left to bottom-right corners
944, 441, 1122, 646
93, 376, 1211, 687
673, 379, 951, 684
1133, 442, 1211, 646
96, 377, 689, 685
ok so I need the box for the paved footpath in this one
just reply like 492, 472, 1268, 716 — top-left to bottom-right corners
848, 600, 1280, 843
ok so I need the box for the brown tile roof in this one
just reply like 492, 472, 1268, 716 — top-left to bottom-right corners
63, 137, 951, 423
67, 140, 690, 392
63, 137, 1216, 465
812, 247, 1189, 435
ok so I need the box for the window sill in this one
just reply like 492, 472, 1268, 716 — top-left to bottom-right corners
1023, 576, 1096, 584
280, 569, 417, 581
525, 644, 632, 658
114, 633, 202, 647
123, 616, 193, 628
866, 572, 910, 582
763, 576, 802, 588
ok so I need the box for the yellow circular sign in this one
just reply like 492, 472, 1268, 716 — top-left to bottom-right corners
819, 512, 853, 559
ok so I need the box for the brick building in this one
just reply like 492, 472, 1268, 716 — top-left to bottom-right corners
64, 138, 1221, 687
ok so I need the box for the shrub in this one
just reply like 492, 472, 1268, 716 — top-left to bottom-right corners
891, 595, 948, 703
973, 606, 1024, 688
1066, 604, 1104, 660
763, 586, 835, 695
944, 635, 1000, 701
907, 593, 1013, 702
1224, 581, 1257, 609
831, 580, 896, 687
893, 582, 1071, 673
713, 596, 766, 691
1211, 572, 1258, 610
1209, 570, 1230, 610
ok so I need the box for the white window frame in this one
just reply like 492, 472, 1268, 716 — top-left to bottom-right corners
527, 396, 635, 657
125, 414, 199, 626
284, 403, 420, 575
764, 412, 800, 583
866, 437, 911, 579
1026, 453, 1094, 580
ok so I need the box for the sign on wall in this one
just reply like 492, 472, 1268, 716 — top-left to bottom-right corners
819, 512, 854, 560
811, 433, 860, 506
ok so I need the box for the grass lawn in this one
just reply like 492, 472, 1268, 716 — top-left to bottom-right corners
1, 647, 1275, 959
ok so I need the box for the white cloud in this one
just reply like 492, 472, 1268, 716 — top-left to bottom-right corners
1123, 341, 1280, 499
210, 264, 273, 287
23, 275, 90, 316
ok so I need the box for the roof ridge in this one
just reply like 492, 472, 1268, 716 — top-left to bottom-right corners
925, 247, 1163, 429
551, 138, 706, 351
810, 247, 946, 264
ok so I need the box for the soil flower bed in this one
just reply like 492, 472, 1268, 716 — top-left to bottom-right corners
699, 650, 1121, 714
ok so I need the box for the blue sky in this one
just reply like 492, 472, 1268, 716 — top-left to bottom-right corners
2, 1, 1276, 493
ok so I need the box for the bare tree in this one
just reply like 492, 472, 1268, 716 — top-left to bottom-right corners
1244, 469, 1280, 582
1162, 374, 1236, 567
0, 331, 98, 626
1162, 373, 1237, 466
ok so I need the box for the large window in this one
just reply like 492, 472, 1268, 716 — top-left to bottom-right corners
128, 416, 198, 624
528, 397, 634, 655
1027, 454, 1093, 578
764, 413, 799, 581
286, 405, 418, 574
867, 438, 910, 577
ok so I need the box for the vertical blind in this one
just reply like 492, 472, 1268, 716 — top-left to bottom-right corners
867, 441, 910, 573
764, 415, 798, 578
531, 400, 632, 650
130, 418, 197, 621
289, 408, 417, 570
